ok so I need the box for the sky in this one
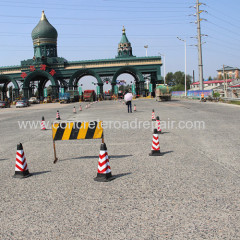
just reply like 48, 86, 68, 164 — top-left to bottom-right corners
0, 0, 239, 90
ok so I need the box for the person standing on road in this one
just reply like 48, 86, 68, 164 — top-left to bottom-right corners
124, 90, 133, 113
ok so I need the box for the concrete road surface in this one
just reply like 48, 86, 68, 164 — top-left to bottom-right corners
0, 99, 240, 239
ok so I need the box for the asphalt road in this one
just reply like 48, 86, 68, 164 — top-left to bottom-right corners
0, 99, 240, 240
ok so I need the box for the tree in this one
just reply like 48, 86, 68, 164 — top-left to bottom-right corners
165, 71, 192, 89
47, 86, 52, 96
208, 76, 212, 81
165, 72, 174, 86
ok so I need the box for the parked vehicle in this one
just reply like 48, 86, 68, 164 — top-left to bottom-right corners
16, 100, 28, 108
59, 92, 70, 104
104, 93, 112, 100
155, 84, 172, 101
0, 100, 10, 108
43, 96, 52, 103
83, 90, 96, 102
67, 90, 79, 102
29, 97, 39, 104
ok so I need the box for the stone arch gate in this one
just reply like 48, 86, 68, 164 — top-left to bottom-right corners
0, 75, 20, 100
0, 56, 163, 100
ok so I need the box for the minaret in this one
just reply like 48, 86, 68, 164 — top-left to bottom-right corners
31, 11, 58, 59
116, 26, 134, 58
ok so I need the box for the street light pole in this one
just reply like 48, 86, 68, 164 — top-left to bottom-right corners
177, 37, 187, 97
144, 45, 148, 57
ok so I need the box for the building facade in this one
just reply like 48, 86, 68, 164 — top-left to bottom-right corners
0, 11, 163, 100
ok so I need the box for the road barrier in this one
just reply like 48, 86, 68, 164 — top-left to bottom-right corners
56, 110, 60, 120
52, 121, 103, 163
41, 116, 46, 130
149, 129, 161, 156
13, 143, 31, 178
152, 109, 156, 121
156, 116, 162, 134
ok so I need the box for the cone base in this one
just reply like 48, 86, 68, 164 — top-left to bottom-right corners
157, 131, 162, 134
56, 118, 61, 120
13, 170, 32, 178
149, 150, 162, 156
94, 172, 114, 182
152, 119, 156, 121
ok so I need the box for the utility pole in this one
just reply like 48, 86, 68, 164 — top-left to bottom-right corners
177, 37, 187, 97
196, 0, 204, 90
223, 65, 227, 97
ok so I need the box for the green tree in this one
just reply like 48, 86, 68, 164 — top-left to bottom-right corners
165, 71, 192, 89
47, 86, 52, 96
165, 72, 174, 86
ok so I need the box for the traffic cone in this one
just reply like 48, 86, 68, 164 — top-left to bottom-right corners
79, 105, 82, 111
134, 104, 136, 112
56, 110, 61, 120
152, 109, 156, 121
13, 143, 31, 178
94, 143, 114, 182
156, 116, 162, 134
41, 116, 46, 130
149, 129, 161, 156
85, 104, 88, 109
73, 106, 76, 113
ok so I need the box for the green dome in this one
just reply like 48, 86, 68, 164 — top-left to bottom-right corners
31, 11, 58, 40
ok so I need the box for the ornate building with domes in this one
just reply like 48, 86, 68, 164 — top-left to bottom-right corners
0, 11, 163, 100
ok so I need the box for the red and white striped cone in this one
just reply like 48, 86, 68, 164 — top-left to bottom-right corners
156, 116, 162, 134
94, 143, 114, 182
73, 106, 76, 113
79, 105, 82, 111
149, 129, 161, 156
152, 109, 156, 121
56, 110, 61, 120
13, 143, 31, 178
85, 104, 88, 109
134, 104, 136, 112
41, 116, 46, 130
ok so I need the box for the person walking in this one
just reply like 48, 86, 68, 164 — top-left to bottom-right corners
124, 90, 133, 113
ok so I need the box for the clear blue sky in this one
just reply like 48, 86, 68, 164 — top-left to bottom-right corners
0, 0, 239, 89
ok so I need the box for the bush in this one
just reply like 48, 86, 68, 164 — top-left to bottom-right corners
213, 92, 220, 98
172, 84, 185, 91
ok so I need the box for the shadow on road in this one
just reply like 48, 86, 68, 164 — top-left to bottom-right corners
160, 151, 173, 156
113, 172, 132, 179
0, 158, 8, 161
160, 132, 170, 134
31, 171, 51, 176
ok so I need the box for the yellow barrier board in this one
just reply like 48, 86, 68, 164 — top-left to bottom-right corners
52, 121, 103, 141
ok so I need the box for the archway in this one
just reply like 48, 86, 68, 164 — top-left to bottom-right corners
69, 69, 102, 89
112, 67, 145, 97
23, 70, 58, 99
0, 75, 20, 100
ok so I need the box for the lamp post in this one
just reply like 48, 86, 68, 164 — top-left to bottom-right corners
159, 53, 166, 85
177, 37, 187, 97
144, 45, 148, 57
